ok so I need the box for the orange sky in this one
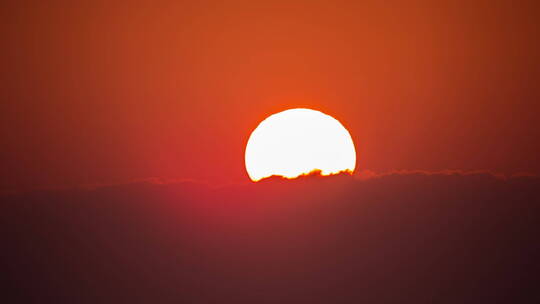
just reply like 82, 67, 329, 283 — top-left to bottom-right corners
1, 0, 539, 190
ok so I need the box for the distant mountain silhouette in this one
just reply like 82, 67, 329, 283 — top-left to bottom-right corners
2, 172, 539, 303
257, 168, 354, 182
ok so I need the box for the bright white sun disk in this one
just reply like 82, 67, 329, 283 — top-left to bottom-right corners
245, 108, 356, 181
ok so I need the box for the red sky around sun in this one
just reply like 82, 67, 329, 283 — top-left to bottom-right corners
1, 0, 539, 190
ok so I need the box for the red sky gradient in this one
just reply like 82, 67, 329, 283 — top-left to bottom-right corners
1, 0, 539, 190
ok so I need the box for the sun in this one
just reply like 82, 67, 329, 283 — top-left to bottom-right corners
245, 108, 357, 181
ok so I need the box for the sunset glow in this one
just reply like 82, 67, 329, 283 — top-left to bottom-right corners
245, 108, 356, 181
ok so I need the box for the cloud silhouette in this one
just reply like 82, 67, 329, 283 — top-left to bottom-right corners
2, 172, 539, 303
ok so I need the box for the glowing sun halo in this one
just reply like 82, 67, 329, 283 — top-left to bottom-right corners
245, 108, 357, 181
